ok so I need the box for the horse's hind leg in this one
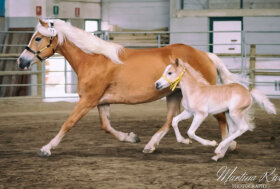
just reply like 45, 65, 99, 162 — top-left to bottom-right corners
214, 113, 237, 151
98, 104, 140, 143
143, 91, 182, 153
38, 97, 96, 156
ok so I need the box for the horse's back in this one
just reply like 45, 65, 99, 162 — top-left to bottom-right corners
100, 43, 217, 104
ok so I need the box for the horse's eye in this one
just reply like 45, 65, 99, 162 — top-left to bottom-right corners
168, 72, 172, 75
35, 37, 42, 42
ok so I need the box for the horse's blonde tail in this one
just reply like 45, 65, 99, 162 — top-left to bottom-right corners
207, 52, 243, 84
251, 88, 277, 114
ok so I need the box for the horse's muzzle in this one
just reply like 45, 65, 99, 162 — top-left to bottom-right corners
18, 57, 31, 70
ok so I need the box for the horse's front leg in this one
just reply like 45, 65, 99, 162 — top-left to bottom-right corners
98, 104, 140, 143
38, 97, 97, 156
143, 91, 182, 153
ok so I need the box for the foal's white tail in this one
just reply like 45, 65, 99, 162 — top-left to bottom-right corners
251, 88, 277, 114
207, 52, 243, 84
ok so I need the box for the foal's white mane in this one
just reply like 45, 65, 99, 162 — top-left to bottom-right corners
36, 19, 123, 64
178, 59, 209, 85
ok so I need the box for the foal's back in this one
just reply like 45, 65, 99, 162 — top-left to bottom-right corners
197, 83, 252, 114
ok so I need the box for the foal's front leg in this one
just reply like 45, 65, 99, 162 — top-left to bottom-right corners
187, 113, 218, 147
172, 110, 192, 144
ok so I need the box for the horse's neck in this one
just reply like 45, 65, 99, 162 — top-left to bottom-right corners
56, 39, 100, 75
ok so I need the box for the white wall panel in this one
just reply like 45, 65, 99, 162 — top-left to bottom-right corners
102, 0, 169, 30
170, 17, 209, 51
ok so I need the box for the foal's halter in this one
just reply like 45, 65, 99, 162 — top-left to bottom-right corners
162, 67, 186, 91
25, 22, 56, 62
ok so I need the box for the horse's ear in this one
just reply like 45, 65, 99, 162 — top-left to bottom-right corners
38, 18, 48, 28
175, 58, 179, 67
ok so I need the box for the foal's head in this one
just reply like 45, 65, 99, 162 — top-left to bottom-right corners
155, 58, 184, 91
17, 19, 59, 70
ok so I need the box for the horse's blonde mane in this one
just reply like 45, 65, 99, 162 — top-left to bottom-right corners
36, 19, 123, 64
178, 59, 209, 85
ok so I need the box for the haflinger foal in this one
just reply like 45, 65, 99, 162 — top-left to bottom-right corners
155, 58, 276, 161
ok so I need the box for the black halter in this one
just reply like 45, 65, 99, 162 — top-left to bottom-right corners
25, 22, 56, 62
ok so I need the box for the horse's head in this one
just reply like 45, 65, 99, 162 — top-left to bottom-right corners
155, 58, 185, 91
17, 19, 59, 70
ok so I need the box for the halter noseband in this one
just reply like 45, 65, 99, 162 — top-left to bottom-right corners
25, 22, 56, 62
162, 67, 186, 91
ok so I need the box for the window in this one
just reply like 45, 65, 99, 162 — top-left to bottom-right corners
85, 20, 99, 33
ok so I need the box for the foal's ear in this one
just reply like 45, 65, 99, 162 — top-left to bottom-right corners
38, 18, 49, 28
175, 58, 179, 67
169, 56, 176, 64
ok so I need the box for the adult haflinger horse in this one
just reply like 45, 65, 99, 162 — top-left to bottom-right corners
18, 19, 238, 156
155, 58, 276, 161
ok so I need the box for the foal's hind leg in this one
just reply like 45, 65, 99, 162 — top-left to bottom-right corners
143, 92, 182, 153
214, 113, 237, 151
172, 110, 192, 144
98, 104, 140, 143
214, 113, 249, 160
212, 113, 238, 161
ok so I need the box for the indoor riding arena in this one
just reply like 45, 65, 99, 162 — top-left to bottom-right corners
0, 1, 280, 189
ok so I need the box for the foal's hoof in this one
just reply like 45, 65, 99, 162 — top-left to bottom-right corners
142, 147, 155, 154
211, 155, 219, 162
209, 140, 218, 147
37, 148, 51, 157
179, 138, 192, 144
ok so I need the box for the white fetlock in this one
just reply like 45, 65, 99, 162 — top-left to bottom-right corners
215, 147, 222, 154
39, 145, 51, 156
229, 141, 237, 151
212, 155, 220, 161
178, 138, 192, 144
209, 140, 218, 147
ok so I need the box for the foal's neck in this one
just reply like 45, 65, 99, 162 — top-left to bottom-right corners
180, 68, 202, 91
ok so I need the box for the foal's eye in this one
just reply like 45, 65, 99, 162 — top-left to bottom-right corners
168, 72, 172, 75
35, 37, 42, 42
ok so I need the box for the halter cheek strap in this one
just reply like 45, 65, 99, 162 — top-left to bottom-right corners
25, 22, 56, 62
162, 67, 186, 91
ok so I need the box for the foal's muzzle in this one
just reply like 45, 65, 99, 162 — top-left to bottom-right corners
155, 82, 163, 90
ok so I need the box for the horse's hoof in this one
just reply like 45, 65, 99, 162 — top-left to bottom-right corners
142, 147, 155, 154
229, 141, 237, 151
134, 136, 141, 143
126, 132, 141, 143
37, 148, 51, 157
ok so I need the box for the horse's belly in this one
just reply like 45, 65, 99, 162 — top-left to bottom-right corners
99, 85, 170, 104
